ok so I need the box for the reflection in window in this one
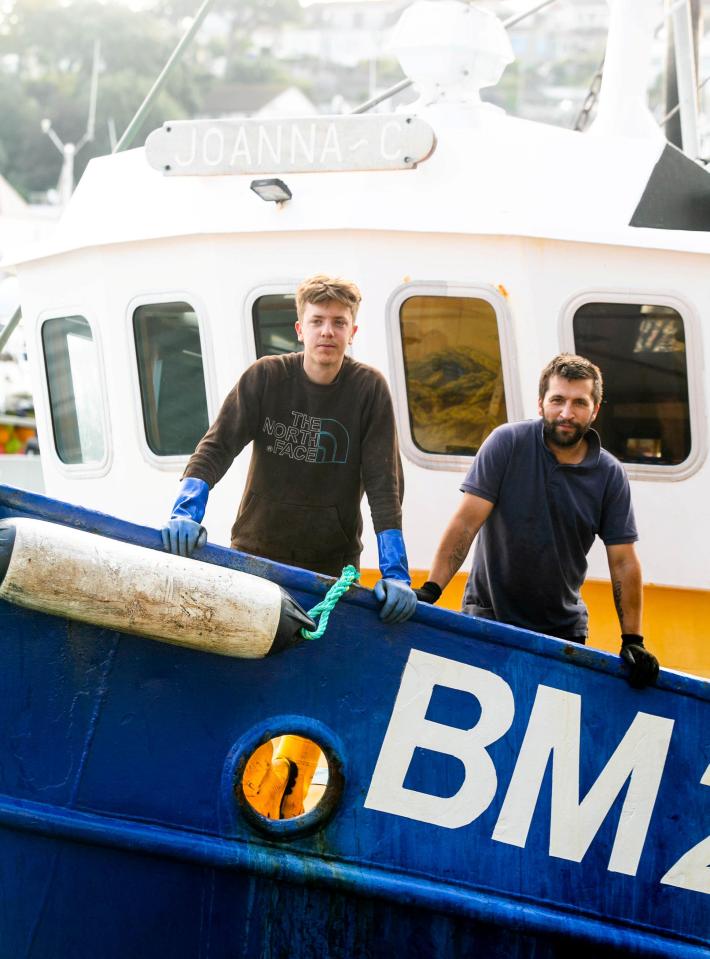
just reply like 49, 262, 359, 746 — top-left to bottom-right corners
573, 302, 691, 465
252, 294, 301, 358
42, 315, 106, 464
400, 296, 507, 456
134, 302, 209, 456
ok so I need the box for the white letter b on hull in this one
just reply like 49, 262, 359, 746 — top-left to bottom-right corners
364, 649, 514, 828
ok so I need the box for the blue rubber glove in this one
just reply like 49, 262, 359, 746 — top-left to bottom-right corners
161, 477, 209, 557
375, 529, 417, 624
374, 579, 418, 624
377, 528, 411, 582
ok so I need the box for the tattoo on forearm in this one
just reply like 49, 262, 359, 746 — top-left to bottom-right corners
612, 579, 624, 628
449, 538, 471, 578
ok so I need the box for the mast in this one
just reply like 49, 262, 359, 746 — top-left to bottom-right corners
590, 0, 661, 141
664, 0, 702, 158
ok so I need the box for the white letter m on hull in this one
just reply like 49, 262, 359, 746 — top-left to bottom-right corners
492, 685, 674, 876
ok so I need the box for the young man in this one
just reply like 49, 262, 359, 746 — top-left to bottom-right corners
161, 274, 416, 624
414, 354, 659, 687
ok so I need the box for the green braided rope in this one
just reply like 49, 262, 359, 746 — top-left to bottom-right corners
300, 565, 360, 640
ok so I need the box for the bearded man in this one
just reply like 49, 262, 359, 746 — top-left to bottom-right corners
412, 353, 659, 688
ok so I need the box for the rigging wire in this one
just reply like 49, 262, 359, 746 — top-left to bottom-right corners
114, 0, 217, 153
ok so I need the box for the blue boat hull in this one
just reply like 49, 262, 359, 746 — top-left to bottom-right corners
0, 485, 708, 958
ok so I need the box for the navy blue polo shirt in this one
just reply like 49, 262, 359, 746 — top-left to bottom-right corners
461, 419, 637, 637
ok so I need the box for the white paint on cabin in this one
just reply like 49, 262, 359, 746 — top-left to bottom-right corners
9, 110, 704, 263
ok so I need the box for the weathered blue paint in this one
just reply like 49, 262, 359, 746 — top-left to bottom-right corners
0, 483, 707, 958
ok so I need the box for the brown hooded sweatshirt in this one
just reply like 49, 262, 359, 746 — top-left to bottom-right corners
183, 352, 404, 575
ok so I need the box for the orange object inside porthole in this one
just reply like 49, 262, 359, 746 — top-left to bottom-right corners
241, 734, 330, 820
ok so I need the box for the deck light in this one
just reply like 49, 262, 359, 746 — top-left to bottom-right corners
250, 178, 292, 203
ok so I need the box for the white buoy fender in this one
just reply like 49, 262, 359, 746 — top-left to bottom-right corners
0, 518, 315, 658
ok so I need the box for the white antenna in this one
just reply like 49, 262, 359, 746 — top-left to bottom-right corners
41, 39, 101, 207
668, 0, 700, 158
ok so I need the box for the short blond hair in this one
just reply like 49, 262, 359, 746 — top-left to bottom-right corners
295, 274, 362, 322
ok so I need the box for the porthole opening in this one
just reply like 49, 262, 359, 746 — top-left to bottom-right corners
240, 734, 330, 821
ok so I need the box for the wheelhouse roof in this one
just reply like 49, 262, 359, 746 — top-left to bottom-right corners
5, 106, 710, 268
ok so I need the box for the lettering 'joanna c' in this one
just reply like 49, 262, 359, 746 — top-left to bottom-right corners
174, 123, 346, 170
147, 115, 435, 175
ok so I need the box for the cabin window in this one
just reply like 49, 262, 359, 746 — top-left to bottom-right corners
42, 315, 106, 465
573, 302, 691, 465
133, 302, 209, 456
399, 295, 508, 456
252, 294, 300, 358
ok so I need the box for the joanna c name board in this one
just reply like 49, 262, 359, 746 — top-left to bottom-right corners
145, 115, 436, 176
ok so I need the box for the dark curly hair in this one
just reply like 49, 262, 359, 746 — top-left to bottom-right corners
538, 354, 603, 406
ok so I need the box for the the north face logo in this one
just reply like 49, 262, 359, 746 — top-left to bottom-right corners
263, 411, 350, 464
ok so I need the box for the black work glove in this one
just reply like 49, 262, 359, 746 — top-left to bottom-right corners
620, 634, 659, 689
414, 581, 443, 604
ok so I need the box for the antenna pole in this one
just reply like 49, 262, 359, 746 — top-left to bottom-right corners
77, 39, 101, 151
0, 308, 22, 354
114, 0, 217, 154
41, 39, 102, 205
666, 0, 702, 157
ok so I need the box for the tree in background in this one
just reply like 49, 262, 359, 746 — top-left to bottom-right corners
0, 0, 303, 198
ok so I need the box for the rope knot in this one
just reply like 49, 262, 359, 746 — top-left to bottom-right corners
300, 565, 360, 640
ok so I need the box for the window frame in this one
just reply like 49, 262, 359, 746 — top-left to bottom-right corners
127, 291, 217, 470
561, 289, 707, 482
244, 281, 303, 363
387, 281, 522, 472
38, 306, 112, 477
